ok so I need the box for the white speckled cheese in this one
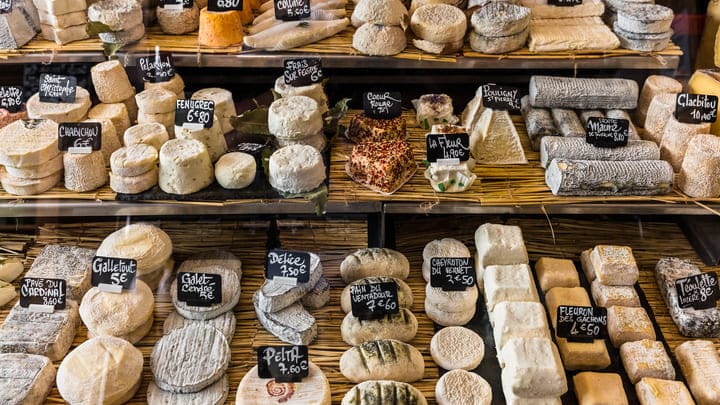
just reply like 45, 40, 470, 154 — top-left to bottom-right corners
97, 223, 173, 276
0, 119, 58, 167
0, 353, 56, 405
26, 244, 95, 301
136, 88, 178, 114
79, 280, 154, 342
26, 87, 91, 122
91, 60, 135, 104
191, 88, 237, 134
236, 362, 331, 405
214, 152, 256, 189
88, 103, 131, 136
63, 151, 108, 192
57, 336, 143, 405
159, 138, 214, 194
111, 144, 158, 177
175, 114, 227, 162
483, 264, 539, 311
145, 73, 185, 94
87, 0, 143, 31
435, 369, 492, 405
124, 123, 170, 150
268, 144, 326, 193
268, 95, 323, 139
273, 76, 329, 114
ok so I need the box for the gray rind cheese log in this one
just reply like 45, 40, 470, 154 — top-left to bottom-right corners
604, 109, 640, 140
545, 158, 673, 196
0, 300, 79, 361
300, 276, 331, 309
578, 110, 604, 126
255, 252, 322, 313
540, 137, 660, 168
521, 95, 559, 151
655, 257, 720, 338
147, 375, 229, 405
0, 0, 40, 49
529, 76, 639, 110
341, 308, 418, 346
26, 244, 95, 301
0, 353, 56, 405
551, 108, 585, 137
151, 323, 230, 394
163, 310, 236, 343
253, 292, 317, 345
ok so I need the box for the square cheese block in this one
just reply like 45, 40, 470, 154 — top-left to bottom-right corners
500, 337, 567, 398
39, 23, 88, 45
620, 339, 674, 384
0, 353, 56, 405
590, 245, 639, 286
475, 223, 529, 269
347, 140, 416, 194
675, 339, 720, 405
635, 378, 695, 405
545, 286, 591, 329
33, 0, 87, 14
607, 306, 656, 348
501, 371, 561, 405
0, 300, 79, 361
535, 257, 580, 292
492, 301, 550, 351
556, 337, 611, 371
484, 264, 539, 312
26, 244, 95, 301
581, 249, 596, 281
591, 279, 641, 307
573, 372, 629, 405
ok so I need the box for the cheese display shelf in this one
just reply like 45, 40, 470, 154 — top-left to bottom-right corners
0, 216, 718, 404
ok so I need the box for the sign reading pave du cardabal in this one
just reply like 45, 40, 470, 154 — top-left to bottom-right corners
58, 122, 102, 154
19, 277, 67, 311
675, 93, 718, 124
585, 117, 629, 148
175, 99, 215, 129
363, 91, 402, 119
556, 305, 608, 342
91, 256, 137, 293
257, 345, 310, 383
283, 58, 323, 87
137, 52, 175, 83
481, 83, 522, 111
426, 133, 470, 164
39, 74, 76, 103
208, 0, 242, 12
266, 249, 311, 285
274, 0, 310, 20
350, 281, 399, 320
675, 272, 720, 310
177, 271, 222, 307
0, 86, 23, 113
430, 257, 476, 291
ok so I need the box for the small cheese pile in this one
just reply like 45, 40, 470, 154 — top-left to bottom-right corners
274, 76, 329, 114
36, 0, 88, 44
352, 0, 408, 56
157, 0, 200, 35
89, 0, 145, 44
612, 3, 674, 52
91, 60, 139, 129
422, 238, 476, 325
268, 95, 326, 151
469, 1, 530, 54
109, 144, 159, 194
64, 150, 108, 192
137, 87, 178, 138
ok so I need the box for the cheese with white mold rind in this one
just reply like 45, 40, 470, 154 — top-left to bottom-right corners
88, 0, 143, 31
27, 87, 91, 122
91, 60, 135, 104
63, 150, 108, 192
5, 152, 63, 179
0, 118, 58, 167
0, 168, 61, 195
268, 144, 326, 193
0, 353, 56, 405
79, 280, 154, 340
136, 87, 177, 114
88, 102, 131, 136
214, 152, 256, 189
124, 123, 169, 150
236, 362, 331, 405
110, 143, 158, 177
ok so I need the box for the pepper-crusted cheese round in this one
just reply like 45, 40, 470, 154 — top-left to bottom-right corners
91, 60, 136, 104
110, 144, 158, 177
136, 88, 178, 114
124, 123, 170, 150
159, 138, 214, 194
26, 87, 92, 123
0, 119, 58, 167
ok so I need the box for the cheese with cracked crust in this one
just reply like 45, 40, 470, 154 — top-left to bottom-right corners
268, 144, 326, 193
159, 138, 214, 194
136, 88, 178, 114
91, 60, 135, 104
0, 119, 58, 167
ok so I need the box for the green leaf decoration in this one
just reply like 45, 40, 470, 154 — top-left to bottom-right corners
102, 42, 124, 58
86, 21, 115, 36
270, 89, 282, 101
230, 107, 271, 136
279, 184, 328, 216
323, 97, 350, 135
261, 145, 273, 180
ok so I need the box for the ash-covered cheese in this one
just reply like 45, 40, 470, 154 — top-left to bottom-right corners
0, 353, 56, 405
27, 244, 94, 301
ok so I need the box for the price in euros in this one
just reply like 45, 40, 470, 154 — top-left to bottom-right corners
280, 263, 306, 278
216, 0, 240, 6
186, 109, 211, 126
277, 360, 308, 375
570, 321, 600, 337
286, 4, 309, 16
42, 296, 62, 306
365, 298, 397, 313
445, 273, 474, 286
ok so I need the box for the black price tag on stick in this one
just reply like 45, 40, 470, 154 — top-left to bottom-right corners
586, 117, 629, 148
274, 0, 310, 21
0, 86, 23, 113
137, 51, 175, 83
426, 133, 470, 164
675, 93, 719, 124
266, 249, 311, 285
283, 58, 323, 87
177, 272, 222, 307
208, 0, 242, 11
257, 346, 310, 382
429, 257, 476, 291
556, 306, 608, 342
38, 74, 76, 103
58, 122, 102, 154
175, 99, 214, 129
363, 91, 402, 119
91, 256, 137, 293
0, 0, 12, 14
350, 282, 399, 320
548, 0, 582, 5
675, 272, 720, 310
159, 0, 191, 9
481, 83, 522, 111
19, 277, 67, 312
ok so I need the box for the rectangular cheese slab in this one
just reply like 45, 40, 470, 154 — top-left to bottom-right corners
528, 17, 621, 53
500, 337, 567, 398
676, 339, 720, 405
492, 301, 550, 351
484, 264, 539, 312
0, 0, 40, 49
0, 353, 56, 405
27, 244, 95, 301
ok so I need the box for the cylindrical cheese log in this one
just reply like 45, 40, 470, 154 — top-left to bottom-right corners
111, 144, 158, 177
659, 117, 711, 171
175, 114, 227, 162
0, 119, 58, 167
529, 76, 639, 110
138, 111, 175, 138
110, 167, 159, 194
136, 88, 177, 114
679, 134, 720, 198
268, 95, 323, 139
88, 103, 131, 136
198, 8, 244, 48
411, 4, 466, 43
91, 60, 135, 104
124, 123, 170, 150
268, 144, 326, 194
551, 108, 585, 137
159, 138, 214, 194
545, 158, 674, 196
63, 151, 108, 192
520, 95, 559, 151
274, 76, 329, 114
643, 93, 676, 144
157, 4, 200, 34
689, 70, 720, 136
636, 75, 682, 128
27, 87, 92, 122
191, 87, 237, 134
84, 118, 122, 165
144, 73, 185, 94
540, 136, 660, 168
214, 152, 256, 189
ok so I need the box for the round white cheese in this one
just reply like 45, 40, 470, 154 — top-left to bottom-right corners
97, 223, 173, 275
148, 375, 229, 405
111, 144, 158, 177
0, 119, 58, 167
63, 150, 108, 192
110, 166, 159, 194
236, 362, 331, 405
83, 118, 122, 165
124, 123, 170, 150
191, 88, 237, 134
435, 369, 492, 405
91, 60, 136, 104
6, 152, 62, 179
79, 279, 154, 340
273, 76, 329, 114
27, 87, 92, 123
1, 167, 62, 195
268, 144, 326, 194
136, 87, 178, 114
268, 95, 323, 139
175, 114, 227, 162
214, 152, 256, 189
157, 4, 199, 34
159, 138, 214, 194
88, 103, 131, 136
411, 3, 466, 43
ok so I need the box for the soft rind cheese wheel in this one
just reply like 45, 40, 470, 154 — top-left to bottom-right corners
175, 114, 228, 162
410, 3, 466, 43
124, 123, 170, 150
170, 264, 241, 320
111, 144, 158, 177
0, 119, 58, 167
145, 73, 185, 94
136, 88, 178, 114
435, 369, 492, 405
159, 138, 214, 194
352, 23, 407, 56
63, 151, 108, 192
198, 8, 244, 49
88, 103, 131, 136
57, 336, 143, 405
26, 87, 91, 122
79, 279, 154, 340
97, 223, 173, 275
110, 166, 158, 194
235, 362, 331, 405
268, 144, 326, 194
214, 152, 256, 189
5, 152, 63, 179
91, 60, 135, 103
268, 95, 323, 139
273, 76, 329, 114
148, 375, 229, 405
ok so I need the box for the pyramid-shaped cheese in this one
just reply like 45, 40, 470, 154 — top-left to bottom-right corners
470, 108, 527, 164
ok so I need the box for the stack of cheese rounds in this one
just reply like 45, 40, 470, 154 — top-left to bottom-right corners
268, 144, 326, 194
352, 0, 409, 55
274, 76, 329, 114
145, 72, 186, 99
268, 95, 326, 151
124, 122, 170, 150
198, 8, 243, 48
0, 119, 63, 195
97, 223, 174, 291
91, 60, 139, 126
83, 118, 122, 164
137, 87, 178, 138
63, 150, 108, 192
37, 0, 89, 44
88, 0, 145, 44
469, 1, 530, 54
109, 144, 159, 194
157, 0, 199, 34
410, 4, 466, 55
88, 103, 131, 138
175, 113, 227, 162
191, 88, 237, 134
26, 86, 91, 122
79, 279, 155, 343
